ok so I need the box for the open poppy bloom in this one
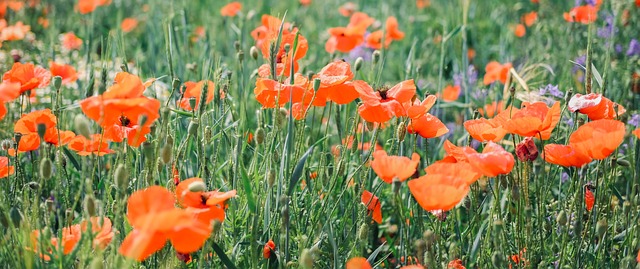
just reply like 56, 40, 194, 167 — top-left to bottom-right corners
312, 61, 359, 106
0, 81, 20, 121
504, 101, 561, 140
408, 173, 470, 212
0, 157, 14, 179
251, 15, 295, 52
67, 134, 113, 156
61, 32, 83, 50
361, 190, 382, 224
462, 141, 515, 177
564, 5, 598, 24
513, 24, 526, 38
0, 21, 30, 41
30, 217, 114, 261
254, 73, 312, 108
175, 178, 236, 210
355, 80, 415, 123
258, 32, 309, 77
13, 109, 75, 153
365, 16, 405, 49
405, 95, 448, 138
543, 144, 592, 168
442, 140, 469, 162
478, 100, 504, 118
464, 108, 515, 142
441, 85, 461, 102
424, 161, 482, 185
2, 62, 51, 94
121, 18, 138, 33
76, 0, 111, 14
370, 150, 420, 183
568, 93, 626, 120
177, 80, 216, 111
568, 119, 625, 160
483, 62, 512, 85
220, 2, 241, 17
522, 11, 538, 27
448, 259, 466, 269
325, 12, 374, 53
49, 62, 78, 85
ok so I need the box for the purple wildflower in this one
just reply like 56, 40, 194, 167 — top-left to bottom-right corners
539, 84, 564, 98
596, 14, 616, 39
628, 113, 640, 128
626, 39, 640, 57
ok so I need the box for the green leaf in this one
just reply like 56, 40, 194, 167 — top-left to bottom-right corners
62, 147, 81, 171
287, 136, 329, 196
211, 242, 237, 269
444, 25, 463, 42
591, 63, 603, 89
240, 164, 257, 213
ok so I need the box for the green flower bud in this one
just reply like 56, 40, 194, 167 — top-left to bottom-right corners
372, 50, 381, 64
40, 158, 52, 179
74, 114, 92, 138
52, 76, 62, 90
255, 127, 265, 145
188, 181, 207, 192
84, 195, 97, 217
354, 57, 363, 71
114, 164, 129, 190
188, 119, 199, 136
250, 46, 259, 60
556, 210, 567, 226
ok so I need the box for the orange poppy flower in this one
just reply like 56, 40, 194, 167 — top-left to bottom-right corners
0, 21, 30, 41
448, 259, 466, 269
543, 144, 592, 167
355, 80, 415, 123
254, 73, 311, 108
61, 32, 83, 50
299, 0, 311, 6
361, 190, 382, 224
407, 112, 449, 139
49, 62, 78, 85
424, 161, 482, 185
365, 16, 405, 49
3, 62, 51, 94
175, 177, 236, 210
76, 0, 111, 14
177, 80, 216, 111
462, 141, 515, 177
67, 134, 113, 156
441, 84, 461, 102
313, 61, 358, 106
263, 240, 276, 258
564, 5, 598, 24
522, 11, 538, 27
119, 186, 213, 261
504, 101, 561, 140
251, 15, 295, 51
443, 140, 469, 162
0, 157, 14, 179
478, 100, 504, 118
326, 12, 374, 53
121, 18, 138, 33
371, 150, 420, 183
633, 129, 640, 139
258, 32, 308, 77
0, 81, 20, 121
30, 216, 113, 260
408, 173, 470, 212
483, 61, 512, 85
464, 108, 515, 142
14, 109, 75, 152
585, 187, 594, 211
513, 24, 526, 38
568, 119, 625, 160
568, 93, 626, 120
220, 2, 242, 17
416, 0, 430, 8
346, 257, 372, 269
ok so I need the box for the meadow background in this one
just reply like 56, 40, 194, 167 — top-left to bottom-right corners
0, 0, 639, 268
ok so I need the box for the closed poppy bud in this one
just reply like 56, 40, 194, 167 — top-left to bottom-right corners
623, 201, 631, 214
255, 127, 265, 145
267, 170, 276, 187
74, 114, 92, 138
372, 50, 381, 64
37, 123, 47, 140
40, 158, 52, 179
263, 239, 276, 259
114, 164, 128, 190
143, 141, 154, 160
172, 78, 181, 91
423, 230, 435, 248
160, 142, 173, 165
616, 159, 631, 167
14, 133, 22, 147
596, 219, 607, 238
313, 78, 321, 92
188, 180, 207, 192
284, 43, 291, 53
52, 76, 62, 90
84, 195, 97, 217
556, 210, 568, 226
1, 139, 12, 150
250, 46, 259, 60
237, 51, 244, 62
515, 137, 538, 162
354, 57, 364, 71
188, 119, 199, 136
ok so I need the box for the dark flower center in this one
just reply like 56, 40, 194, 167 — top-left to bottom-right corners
119, 116, 131, 127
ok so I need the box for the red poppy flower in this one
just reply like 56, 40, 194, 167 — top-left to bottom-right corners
448, 259, 466, 269
513, 24, 526, 38
2, 62, 51, 94
568, 119, 625, 160
504, 101, 561, 140
0, 157, 14, 179
365, 16, 404, 49
407, 112, 449, 139
568, 93, 626, 120
30, 217, 114, 261
361, 190, 382, 224
408, 173, 470, 212
443, 140, 468, 162
0, 81, 20, 121
263, 240, 276, 259
258, 32, 309, 77
483, 62, 512, 85
254, 73, 312, 108
175, 177, 236, 210
462, 141, 515, 177
585, 187, 594, 211
424, 161, 482, 185
522, 11, 538, 27
312, 61, 359, 106
76, 0, 111, 14
325, 12, 374, 53
478, 100, 505, 118
220, 2, 241, 17
177, 80, 216, 111
564, 5, 598, 24
61, 32, 83, 50
441, 85, 461, 102
346, 257, 372, 269
251, 15, 295, 51
14, 109, 75, 153
464, 108, 515, 142
370, 150, 420, 183
67, 134, 113, 156
634, 129, 640, 139
121, 18, 138, 33
49, 62, 78, 85
354, 80, 415, 123
543, 144, 592, 167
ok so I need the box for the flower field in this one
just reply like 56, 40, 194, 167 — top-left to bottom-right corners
0, 0, 640, 268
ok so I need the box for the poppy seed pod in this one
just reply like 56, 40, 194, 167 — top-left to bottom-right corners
354, 57, 364, 71
84, 195, 97, 217
74, 114, 92, 138
172, 77, 181, 90
188, 119, 199, 136
114, 164, 128, 190
188, 97, 197, 111
52, 76, 62, 90
250, 46, 259, 60
1, 139, 12, 150
40, 158, 52, 179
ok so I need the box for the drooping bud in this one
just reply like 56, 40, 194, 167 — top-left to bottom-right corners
596, 219, 607, 238
515, 137, 538, 162
37, 123, 47, 140
354, 57, 364, 71
372, 50, 381, 64
52, 76, 62, 90
250, 46, 259, 60
188, 119, 199, 136
40, 158, 53, 179
83, 195, 97, 217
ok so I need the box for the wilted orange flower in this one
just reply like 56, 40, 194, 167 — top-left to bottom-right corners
354, 79, 415, 123
254, 73, 311, 108
585, 187, 594, 211
62, 32, 83, 50
513, 24, 526, 38
522, 11, 538, 27
326, 12, 374, 53
463, 141, 515, 177
366, 16, 405, 49
177, 80, 216, 111
483, 61, 512, 85
0, 21, 30, 41
361, 190, 382, 224
49, 62, 78, 85
67, 134, 113, 156
120, 18, 138, 33
14, 109, 75, 153
76, 0, 111, 14
3, 62, 51, 94
568, 119, 624, 160
543, 144, 592, 167
504, 101, 561, 140
371, 150, 419, 183
568, 93, 626, 120
263, 240, 276, 259
313, 61, 358, 106
220, 2, 242, 17
408, 173, 470, 212
441, 85, 460, 102
564, 5, 598, 24
0, 157, 14, 179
